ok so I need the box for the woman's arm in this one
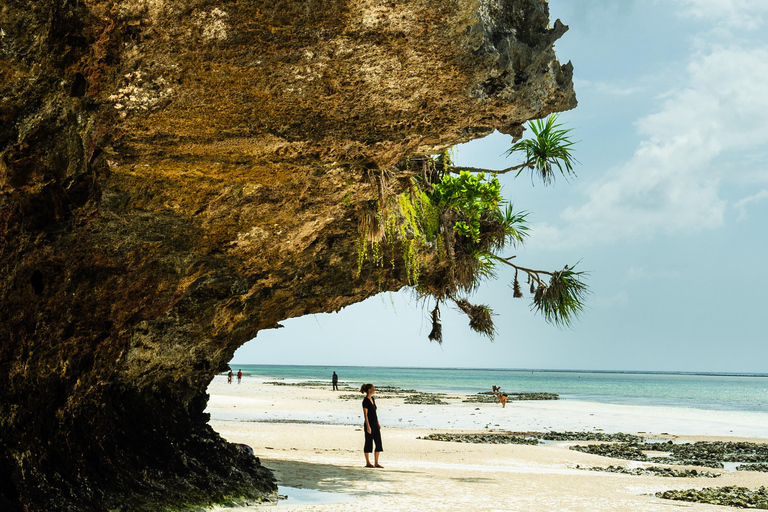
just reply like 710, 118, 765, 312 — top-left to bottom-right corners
363, 406, 371, 434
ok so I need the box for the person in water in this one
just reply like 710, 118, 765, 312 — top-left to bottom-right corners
360, 383, 383, 468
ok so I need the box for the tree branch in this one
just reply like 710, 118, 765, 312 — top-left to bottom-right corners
490, 254, 552, 286
447, 163, 533, 175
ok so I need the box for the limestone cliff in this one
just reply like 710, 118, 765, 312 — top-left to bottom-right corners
0, 0, 575, 510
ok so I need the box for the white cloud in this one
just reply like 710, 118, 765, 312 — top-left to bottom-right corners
528, 44, 768, 251
734, 189, 768, 220
671, 0, 768, 30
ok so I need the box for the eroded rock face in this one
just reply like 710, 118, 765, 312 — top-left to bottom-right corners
0, 1, 575, 509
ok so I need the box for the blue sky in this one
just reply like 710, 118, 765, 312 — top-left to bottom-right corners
233, 0, 768, 373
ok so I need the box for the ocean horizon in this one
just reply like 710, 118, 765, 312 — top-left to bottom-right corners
227, 364, 768, 415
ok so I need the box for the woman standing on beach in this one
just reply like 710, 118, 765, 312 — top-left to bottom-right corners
361, 383, 383, 468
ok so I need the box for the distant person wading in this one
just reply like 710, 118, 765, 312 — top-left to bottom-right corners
360, 383, 383, 468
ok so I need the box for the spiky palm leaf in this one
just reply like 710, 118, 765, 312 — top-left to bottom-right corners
492, 204, 529, 250
531, 265, 588, 328
506, 114, 577, 186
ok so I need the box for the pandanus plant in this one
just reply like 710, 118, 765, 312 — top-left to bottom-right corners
433, 113, 587, 337
505, 113, 578, 185
450, 113, 578, 185
360, 114, 588, 341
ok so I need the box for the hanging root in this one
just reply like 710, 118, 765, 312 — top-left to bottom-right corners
454, 298, 496, 340
428, 303, 442, 343
359, 207, 384, 242
513, 269, 523, 298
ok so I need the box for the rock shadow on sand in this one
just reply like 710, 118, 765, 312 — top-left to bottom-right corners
262, 459, 414, 497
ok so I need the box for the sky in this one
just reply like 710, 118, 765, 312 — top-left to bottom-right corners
233, 0, 768, 373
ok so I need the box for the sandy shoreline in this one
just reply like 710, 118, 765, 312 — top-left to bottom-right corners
206, 376, 768, 511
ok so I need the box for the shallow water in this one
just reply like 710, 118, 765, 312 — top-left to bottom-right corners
232, 364, 768, 414
274, 486, 357, 507
213, 486, 356, 510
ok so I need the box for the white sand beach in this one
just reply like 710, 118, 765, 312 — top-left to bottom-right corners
207, 376, 768, 511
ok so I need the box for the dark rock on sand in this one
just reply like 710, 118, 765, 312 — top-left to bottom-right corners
537, 431, 644, 443
463, 392, 559, 403
235, 444, 255, 457
337, 385, 448, 404
420, 431, 647, 447
569, 440, 768, 469
338, 394, 398, 400
737, 463, 768, 473
583, 465, 720, 478
419, 433, 540, 445
657, 486, 768, 509
404, 393, 449, 405
570, 442, 649, 461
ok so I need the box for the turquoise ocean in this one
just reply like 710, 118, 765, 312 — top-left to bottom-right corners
231, 365, 768, 414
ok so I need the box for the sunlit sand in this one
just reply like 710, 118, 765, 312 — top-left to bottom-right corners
207, 376, 768, 511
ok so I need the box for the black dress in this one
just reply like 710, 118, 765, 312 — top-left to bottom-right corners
362, 396, 382, 453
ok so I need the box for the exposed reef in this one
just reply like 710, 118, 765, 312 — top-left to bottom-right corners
569, 440, 768, 469
583, 465, 721, 478
657, 486, 768, 509
462, 391, 559, 403
420, 433, 540, 445
0, 0, 575, 510
419, 431, 644, 446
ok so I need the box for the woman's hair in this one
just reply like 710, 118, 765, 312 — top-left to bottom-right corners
360, 383, 374, 394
